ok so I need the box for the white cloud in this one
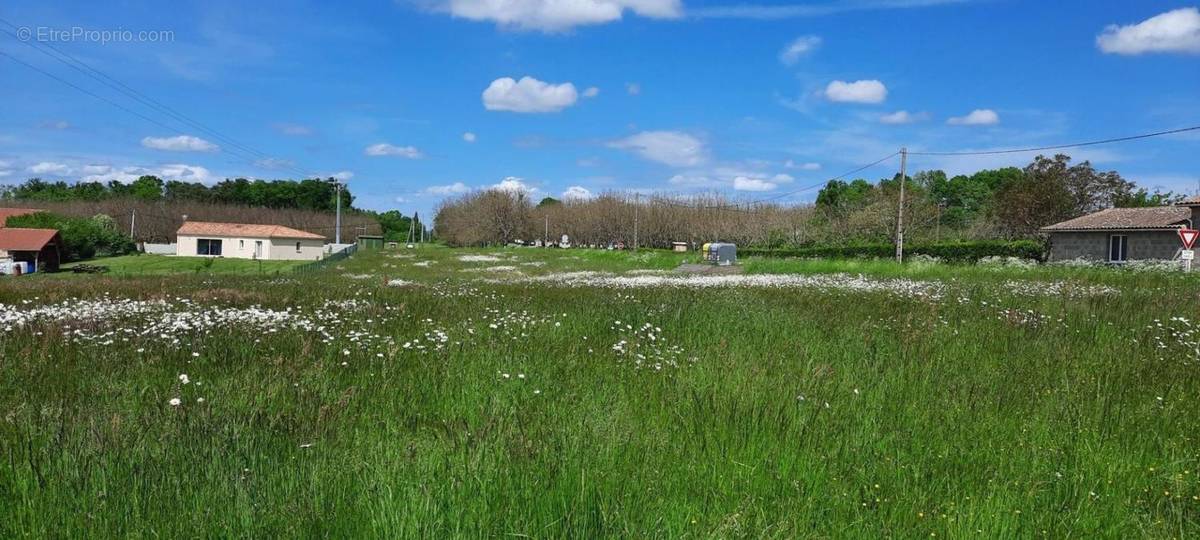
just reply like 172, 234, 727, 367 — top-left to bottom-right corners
879, 110, 929, 124
625, 82, 641, 95
824, 80, 887, 104
733, 176, 778, 191
609, 130, 707, 167
779, 35, 821, 65
28, 162, 71, 175
492, 176, 535, 193
562, 185, 593, 199
947, 109, 1000, 126
39, 120, 70, 130
331, 171, 354, 181
669, 168, 793, 192
0, 170, 10, 178
157, 164, 214, 184
424, 182, 471, 195
364, 143, 424, 158
668, 174, 720, 188
463, 132, 477, 143
785, 160, 821, 170
582, 86, 600, 98
482, 76, 579, 113
435, 0, 682, 32
81, 164, 112, 175
1097, 7, 1200, 55
81, 163, 214, 184
255, 157, 295, 169
141, 135, 219, 152
274, 123, 313, 136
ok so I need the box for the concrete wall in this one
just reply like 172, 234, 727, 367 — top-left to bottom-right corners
268, 238, 324, 261
142, 243, 176, 255
1047, 230, 1181, 262
177, 235, 323, 260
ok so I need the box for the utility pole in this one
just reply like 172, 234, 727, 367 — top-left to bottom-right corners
544, 215, 549, 248
334, 181, 343, 245
129, 209, 136, 239
894, 147, 908, 263
633, 193, 640, 251
935, 199, 944, 242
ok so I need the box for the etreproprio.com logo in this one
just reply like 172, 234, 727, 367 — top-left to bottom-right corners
16, 26, 175, 44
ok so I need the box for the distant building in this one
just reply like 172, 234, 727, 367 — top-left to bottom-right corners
357, 235, 385, 250
1041, 199, 1200, 262
176, 221, 325, 261
0, 228, 63, 273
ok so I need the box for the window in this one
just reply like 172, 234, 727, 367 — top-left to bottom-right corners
197, 238, 223, 256
295, 241, 302, 252
1108, 234, 1127, 263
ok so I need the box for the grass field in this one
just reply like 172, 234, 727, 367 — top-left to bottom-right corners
2, 246, 1199, 537
58, 254, 309, 276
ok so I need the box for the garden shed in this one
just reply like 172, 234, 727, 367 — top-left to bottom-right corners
357, 235, 385, 250
0, 227, 63, 273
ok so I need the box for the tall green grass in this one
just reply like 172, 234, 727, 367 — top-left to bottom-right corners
0, 248, 1197, 537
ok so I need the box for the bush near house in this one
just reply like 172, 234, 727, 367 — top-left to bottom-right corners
740, 239, 1047, 263
6, 212, 136, 261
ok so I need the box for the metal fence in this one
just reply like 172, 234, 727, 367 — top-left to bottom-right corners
294, 243, 358, 274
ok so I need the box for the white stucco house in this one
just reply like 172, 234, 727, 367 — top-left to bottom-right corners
176, 221, 325, 261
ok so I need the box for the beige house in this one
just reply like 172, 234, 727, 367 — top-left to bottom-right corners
176, 221, 325, 261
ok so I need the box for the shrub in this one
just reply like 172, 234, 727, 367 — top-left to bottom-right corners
740, 240, 1047, 264
6, 212, 137, 261
978, 256, 1039, 269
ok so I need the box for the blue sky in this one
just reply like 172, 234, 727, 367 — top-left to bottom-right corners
1, 0, 1198, 215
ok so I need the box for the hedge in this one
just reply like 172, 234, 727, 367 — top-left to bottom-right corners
739, 240, 1046, 263
6, 212, 137, 261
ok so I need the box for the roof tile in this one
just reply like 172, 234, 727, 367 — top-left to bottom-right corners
0, 228, 60, 251
176, 221, 325, 240
1041, 207, 1191, 231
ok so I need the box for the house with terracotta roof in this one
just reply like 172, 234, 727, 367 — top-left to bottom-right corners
1041, 199, 1200, 262
175, 221, 326, 261
0, 228, 63, 274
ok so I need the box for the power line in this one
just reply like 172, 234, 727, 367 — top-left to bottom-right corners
752, 151, 900, 204
0, 20, 323, 181
648, 151, 899, 212
909, 125, 1200, 156
0, 50, 322, 182
0, 51, 203, 141
649, 123, 1198, 212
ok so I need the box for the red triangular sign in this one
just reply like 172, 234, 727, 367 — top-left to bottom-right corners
1179, 228, 1199, 250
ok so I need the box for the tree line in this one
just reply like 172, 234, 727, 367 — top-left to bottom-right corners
0, 175, 434, 243
2, 176, 353, 213
434, 154, 1180, 248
